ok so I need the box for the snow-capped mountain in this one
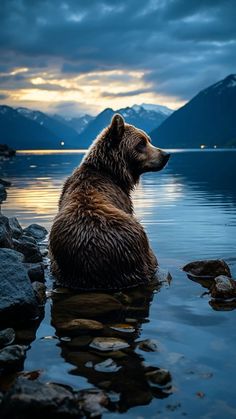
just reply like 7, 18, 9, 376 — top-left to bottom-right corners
150, 74, 236, 148
133, 103, 173, 116
54, 114, 94, 134
79, 104, 172, 147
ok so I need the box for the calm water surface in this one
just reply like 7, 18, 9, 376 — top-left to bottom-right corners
1, 150, 236, 418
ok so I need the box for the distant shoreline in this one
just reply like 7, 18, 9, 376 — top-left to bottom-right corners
16, 148, 236, 155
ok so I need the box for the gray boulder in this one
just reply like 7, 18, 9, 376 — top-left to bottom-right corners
0, 185, 7, 203
23, 224, 48, 241
24, 263, 45, 283
13, 237, 42, 263
0, 344, 26, 371
8, 217, 23, 239
0, 214, 13, 248
0, 248, 39, 323
1, 378, 81, 418
0, 328, 15, 348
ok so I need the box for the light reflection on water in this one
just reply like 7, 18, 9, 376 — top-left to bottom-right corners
1, 150, 236, 418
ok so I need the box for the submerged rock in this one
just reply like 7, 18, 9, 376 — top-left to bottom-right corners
0, 248, 39, 323
210, 275, 236, 299
137, 339, 159, 352
52, 293, 123, 322
209, 298, 236, 311
0, 328, 15, 348
0, 345, 26, 371
183, 259, 231, 279
90, 337, 129, 352
93, 358, 121, 373
67, 336, 92, 348
145, 368, 171, 386
79, 389, 108, 417
23, 224, 48, 241
57, 319, 104, 334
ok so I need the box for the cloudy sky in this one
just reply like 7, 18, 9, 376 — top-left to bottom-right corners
0, 0, 235, 116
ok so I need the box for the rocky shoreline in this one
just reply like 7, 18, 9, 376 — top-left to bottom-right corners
0, 175, 236, 417
0, 185, 174, 417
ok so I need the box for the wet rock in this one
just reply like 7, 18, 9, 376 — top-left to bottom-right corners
0, 214, 13, 248
0, 345, 26, 371
19, 370, 42, 381
0, 184, 7, 203
32, 282, 46, 305
79, 389, 108, 417
0, 178, 11, 187
0, 248, 39, 323
110, 323, 136, 334
94, 358, 121, 373
15, 328, 38, 344
145, 368, 171, 386
52, 293, 123, 322
209, 299, 236, 311
23, 224, 48, 241
210, 275, 236, 299
21, 234, 37, 244
90, 337, 129, 352
13, 237, 42, 263
137, 339, 159, 352
8, 217, 23, 239
183, 259, 231, 279
1, 378, 81, 418
57, 319, 104, 334
0, 144, 16, 157
64, 349, 102, 369
24, 262, 45, 283
67, 336, 92, 348
0, 328, 15, 348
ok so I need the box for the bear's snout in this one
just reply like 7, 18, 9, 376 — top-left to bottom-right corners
142, 145, 171, 173
162, 151, 171, 165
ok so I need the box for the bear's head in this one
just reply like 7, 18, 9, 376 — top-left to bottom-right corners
84, 113, 170, 190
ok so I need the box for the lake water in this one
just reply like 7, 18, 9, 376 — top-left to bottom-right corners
1, 149, 236, 418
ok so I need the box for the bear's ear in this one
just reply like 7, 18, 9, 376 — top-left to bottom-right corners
109, 113, 125, 140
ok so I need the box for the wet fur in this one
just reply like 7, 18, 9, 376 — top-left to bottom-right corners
49, 115, 169, 290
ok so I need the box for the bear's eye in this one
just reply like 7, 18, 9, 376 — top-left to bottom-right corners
136, 138, 147, 153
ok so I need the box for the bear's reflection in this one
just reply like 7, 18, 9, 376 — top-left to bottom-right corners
51, 283, 173, 412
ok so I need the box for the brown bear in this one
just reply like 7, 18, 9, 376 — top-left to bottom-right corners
49, 114, 170, 290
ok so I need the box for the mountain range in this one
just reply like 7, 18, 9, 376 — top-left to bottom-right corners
0, 74, 235, 149
150, 74, 236, 148
78, 104, 172, 148
0, 103, 172, 149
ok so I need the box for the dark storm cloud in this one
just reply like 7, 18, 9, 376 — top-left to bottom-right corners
102, 88, 152, 98
0, 0, 235, 102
